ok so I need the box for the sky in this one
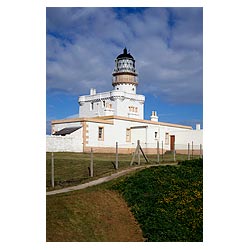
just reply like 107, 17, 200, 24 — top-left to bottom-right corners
46, 7, 203, 134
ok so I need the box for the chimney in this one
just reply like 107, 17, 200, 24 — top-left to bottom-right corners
150, 110, 158, 122
196, 124, 201, 130
90, 88, 96, 95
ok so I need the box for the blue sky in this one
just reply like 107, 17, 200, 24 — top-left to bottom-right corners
46, 7, 203, 134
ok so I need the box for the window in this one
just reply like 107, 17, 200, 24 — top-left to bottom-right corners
129, 106, 138, 112
102, 100, 106, 108
165, 133, 169, 144
98, 127, 104, 141
126, 128, 131, 142
155, 132, 158, 139
90, 102, 94, 111
107, 103, 112, 109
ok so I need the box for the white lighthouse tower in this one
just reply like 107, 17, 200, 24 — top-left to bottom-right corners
78, 48, 145, 119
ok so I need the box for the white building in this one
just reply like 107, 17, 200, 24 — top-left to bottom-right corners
78, 48, 144, 120
47, 48, 202, 154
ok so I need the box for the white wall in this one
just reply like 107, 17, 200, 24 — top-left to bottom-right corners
78, 90, 145, 119
95, 118, 192, 150
116, 98, 143, 119
131, 128, 146, 144
171, 129, 203, 150
46, 128, 83, 152
47, 117, 198, 152
113, 83, 136, 94
86, 121, 114, 148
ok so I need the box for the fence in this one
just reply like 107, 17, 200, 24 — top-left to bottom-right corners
46, 141, 203, 190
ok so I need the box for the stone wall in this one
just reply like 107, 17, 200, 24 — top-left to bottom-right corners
46, 128, 83, 152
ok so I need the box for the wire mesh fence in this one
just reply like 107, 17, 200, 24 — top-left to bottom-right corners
46, 141, 203, 191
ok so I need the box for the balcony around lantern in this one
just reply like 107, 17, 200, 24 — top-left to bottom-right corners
78, 90, 145, 105
112, 68, 137, 74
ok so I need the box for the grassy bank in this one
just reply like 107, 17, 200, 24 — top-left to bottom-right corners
46, 158, 203, 242
46, 189, 144, 242
111, 159, 203, 241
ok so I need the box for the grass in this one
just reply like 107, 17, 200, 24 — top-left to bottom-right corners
46, 158, 203, 242
111, 159, 203, 241
46, 151, 200, 191
46, 152, 132, 191
46, 189, 144, 242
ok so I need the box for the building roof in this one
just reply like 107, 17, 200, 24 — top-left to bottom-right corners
116, 48, 134, 60
51, 116, 192, 130
53, 126, 81, 136
102, 116, 192, 129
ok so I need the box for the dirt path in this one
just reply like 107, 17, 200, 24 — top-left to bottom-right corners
47, 163, 175, 196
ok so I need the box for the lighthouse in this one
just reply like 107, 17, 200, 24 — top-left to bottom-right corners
49, 48, 199, 154
78, 48, 145, 119
112, 48, 138, 94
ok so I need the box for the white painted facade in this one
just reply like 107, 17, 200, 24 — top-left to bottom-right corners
171, 129, 203, 150
47, 116, 198, 153
78, 90, 145, 119
46, 48, 203, 153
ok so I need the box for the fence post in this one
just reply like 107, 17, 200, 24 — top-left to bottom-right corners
157, 140, 160, 163
173, 143, 176, 162
200, 144, 203, 158
191, 141, 194, 159
188, 143, 190, 160
51, 152, 54, 188
90, 148, 94, 177
137, 140, 140, 166
161, 141, 164, 162
115, 142, 118, 170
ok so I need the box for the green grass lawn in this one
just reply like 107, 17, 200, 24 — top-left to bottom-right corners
111, 159, 203, 241
46, 151, 199, 191
46, 158, 203, 242
46, 152, 132, 191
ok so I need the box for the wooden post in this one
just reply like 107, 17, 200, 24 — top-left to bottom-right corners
161, 141, 164, 162
200, 144, 202, 158
115, 142, 118, 170
51, 152, 54, 188
140, 145, 149, 163
90, 148, 94, 177
130, 141, 139, 166
188, 143, 190, 160
192, 141, 194, 159
130, 140, 149, 166
157, 141, 160, 163
173, 143, 176, 162
137, 140, 140, 166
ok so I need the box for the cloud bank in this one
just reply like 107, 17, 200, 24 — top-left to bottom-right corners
47, 7, 203, 104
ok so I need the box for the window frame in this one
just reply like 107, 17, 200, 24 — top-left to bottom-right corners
98, 126, 104, 141
126, 128, 131, 142
90, 102, 94, 111
154, 131, 158, 139
165, 132, 169, 144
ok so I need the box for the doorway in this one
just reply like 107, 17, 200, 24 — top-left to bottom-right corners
170, 135, 175, 151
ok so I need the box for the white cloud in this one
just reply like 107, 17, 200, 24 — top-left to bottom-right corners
46, 7, 203, 104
